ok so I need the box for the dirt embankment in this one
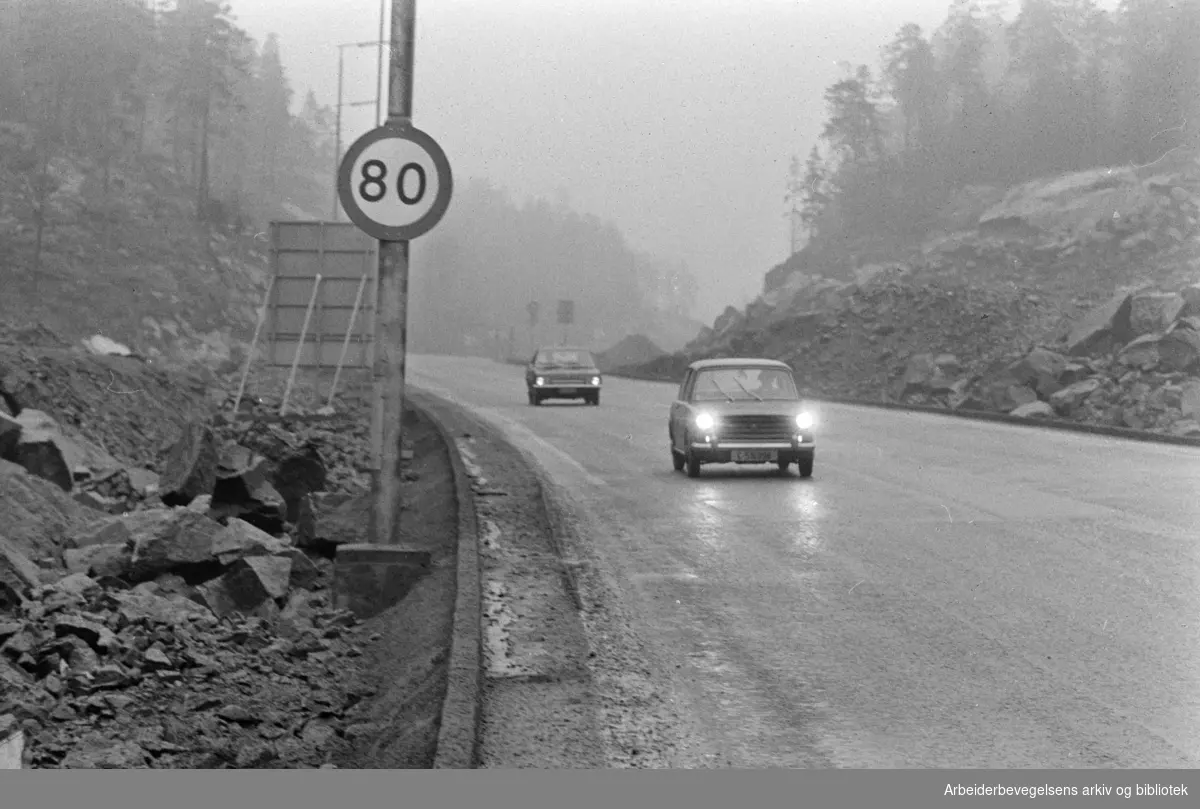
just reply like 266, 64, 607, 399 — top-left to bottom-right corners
1, 341, 459, 768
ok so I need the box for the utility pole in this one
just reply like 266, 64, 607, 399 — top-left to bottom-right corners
333, 45, 344, 220
371, 0, 417, 547
333, 39, 389, 220
377, 0, 386, 126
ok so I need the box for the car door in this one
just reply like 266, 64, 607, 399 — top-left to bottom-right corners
669, 370, 693, 450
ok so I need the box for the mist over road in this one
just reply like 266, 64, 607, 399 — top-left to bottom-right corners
410, 354, 1200, 768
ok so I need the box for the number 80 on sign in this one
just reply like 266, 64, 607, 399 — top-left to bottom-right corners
336, 124, 453, 241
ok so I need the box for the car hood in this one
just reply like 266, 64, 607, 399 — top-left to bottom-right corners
533, 365, 601, 375
689, 399, 810, 416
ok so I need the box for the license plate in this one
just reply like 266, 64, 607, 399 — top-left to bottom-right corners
560, 387, 577, 394
731, 450, 776, 463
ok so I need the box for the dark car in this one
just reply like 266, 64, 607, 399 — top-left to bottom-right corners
525, 346, 603, 406
668, 358, 816, 478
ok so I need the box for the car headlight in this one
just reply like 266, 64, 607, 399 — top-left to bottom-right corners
591, 376, 601, 386
795, 412, 814, 430
695, 412, 716, 430
535, 377, 544, 386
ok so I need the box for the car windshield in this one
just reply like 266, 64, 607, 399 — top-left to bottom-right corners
535, 349, 593, 368
691, 367, 798, 402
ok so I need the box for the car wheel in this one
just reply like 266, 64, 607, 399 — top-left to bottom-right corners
672, 449, 685, 471
685, 450, 701, 478
532, 391, 542, 406
777, 460, 790, 474
797, 457, 813, 478
527, 389, 535, 405
592, 392, 601, 406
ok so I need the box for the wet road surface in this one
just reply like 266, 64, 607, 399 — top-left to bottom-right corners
411, 354, 1200, 768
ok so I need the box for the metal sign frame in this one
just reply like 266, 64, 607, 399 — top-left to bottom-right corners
263, 220, 378, 371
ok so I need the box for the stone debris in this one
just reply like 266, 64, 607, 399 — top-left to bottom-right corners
0, 357, 384, 769
619, 158, 1200, 439
159, 422, 219, 508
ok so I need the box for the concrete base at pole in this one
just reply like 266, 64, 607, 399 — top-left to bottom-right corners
333, 543, 432, 620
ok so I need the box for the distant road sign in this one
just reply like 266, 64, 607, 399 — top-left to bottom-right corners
337, 123, 453, 241
557, 299, 574, 325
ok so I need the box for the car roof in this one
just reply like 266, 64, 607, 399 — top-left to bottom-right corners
687, 358, 792, 371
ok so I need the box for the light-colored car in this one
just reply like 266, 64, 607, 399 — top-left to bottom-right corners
668, 358, 816, 478
525, 346, 602, 406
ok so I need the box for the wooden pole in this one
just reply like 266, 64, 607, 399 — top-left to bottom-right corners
231, 274, 276, 417
281, 274, 322, 416
327, 273, 369, 410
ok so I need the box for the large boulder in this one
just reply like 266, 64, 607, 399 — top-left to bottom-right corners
271, 444, 327, 524
158, 422, 218, 507
198, 556, 293, 619
1006, 348, 1069, 397
108, 588, 210, 627
1181, 381, 1200, 420
7, 410, 121, 493
294, 491, 370, 550
1129, 292, 1185, 337
67, 517, 138, 551
1048, 378, 1103, 413
10, 409, 75, 492
0, 459, 94, 562
1179, 284, 1200, 318
210, 443, 287, 533
62, 544, 129, 578
1, 538, 42, 605
1157, 323, 1200, 371
1117, 333, 1163, 370
1010, 401, 1055, 419
0, 412, 18, 459
121, 508, 223, 582
896, 353, 960, 398
210, 518, 292, 566
1065, 292, 1134, 357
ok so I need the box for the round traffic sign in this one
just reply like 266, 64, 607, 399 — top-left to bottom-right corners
337, 124, 453, 241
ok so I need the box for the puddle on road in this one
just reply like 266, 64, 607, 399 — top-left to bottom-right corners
483, 579, 539, 678
630, 571, 702, 583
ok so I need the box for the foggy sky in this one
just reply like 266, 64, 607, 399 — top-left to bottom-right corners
230, 0, 960, 322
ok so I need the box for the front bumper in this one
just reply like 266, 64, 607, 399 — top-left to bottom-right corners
688, 439, 815, 463
533, 383, 600, 396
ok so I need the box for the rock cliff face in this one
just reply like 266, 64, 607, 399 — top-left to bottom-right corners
619, 155, 1200, 438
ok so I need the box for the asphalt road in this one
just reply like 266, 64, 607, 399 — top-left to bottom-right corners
410, 354, 1200, 768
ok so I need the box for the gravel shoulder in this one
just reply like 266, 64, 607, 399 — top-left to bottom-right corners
410, 392, 606, 769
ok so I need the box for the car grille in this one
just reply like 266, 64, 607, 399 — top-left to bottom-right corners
718, 414, 795, 442
548, 376, 591, 385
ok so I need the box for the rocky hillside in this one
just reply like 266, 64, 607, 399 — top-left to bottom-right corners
0, 123, 270, 371
619, 154, 1200, 438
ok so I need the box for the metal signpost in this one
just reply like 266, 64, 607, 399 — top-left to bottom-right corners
557, 298, 574, 344
337, 0, 453, 546
527, 299, 539, 354
333, 39, 389, 221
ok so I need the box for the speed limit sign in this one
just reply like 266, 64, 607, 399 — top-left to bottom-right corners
337, 124, 453, 241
